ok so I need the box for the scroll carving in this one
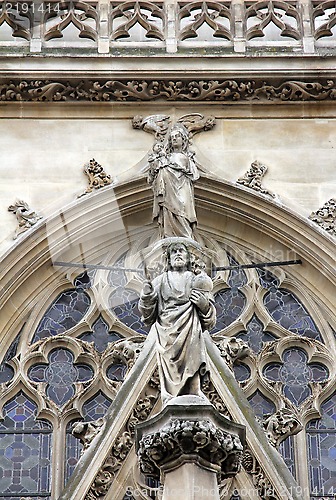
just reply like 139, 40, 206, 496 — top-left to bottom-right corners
78, 158, 113, 197
2, 79, 336, 102
242, 448, 280, 500
309, 198, 336, 236
237, 160, 276, 198
8, 200, 43, 239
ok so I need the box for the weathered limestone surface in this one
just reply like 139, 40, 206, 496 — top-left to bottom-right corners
1, 112, 336, 253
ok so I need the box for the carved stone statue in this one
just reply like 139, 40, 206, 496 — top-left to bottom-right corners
139, 241, 216, 404
147, 124, 199, 239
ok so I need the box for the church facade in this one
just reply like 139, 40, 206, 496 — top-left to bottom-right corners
0, 1, 335, 499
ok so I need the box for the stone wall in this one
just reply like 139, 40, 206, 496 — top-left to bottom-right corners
1, 103, 335, 254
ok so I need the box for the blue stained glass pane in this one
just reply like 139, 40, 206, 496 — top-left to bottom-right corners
32, 289, 91, 343
257, 268, 280, 289
263, 288, 323, 342
74, 270, 95, 290
233, 363, 250, 382
0, 365, 15, 384
248, 390, 276, 417
109, 288, 149, 335
279, 436, 296, 478
263, 349, 328, 407
82, 391, 112, 421
236, 315, 277, 354
0, 393, 51, 432
79, 316, 124, 353
65, 392, 112, 483
0, 330, 22, 385
65, 430, 83, 484
28, 349, 93, 407
307, 394, 336, 431
0, 393, 52, 496
212, 288, 246, 333
108, 254, 127, 288
227, 254, 248, 288
107, 364, 127, 382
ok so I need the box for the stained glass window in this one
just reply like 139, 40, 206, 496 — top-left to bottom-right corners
263, 348, 329, 406
233, 363, 251, 383
32, 289, 91, 343
248, 390, 276, 417
257, 268, 280, 289
107, 363, 127, 382
79, 316, 124, 353
65, 392, 112, 482
236, 315, 277, 354
108, 254, 127, 289
74, 270, 95, 290
306, 393, 336, 498
109, 288, 149, 335
279, 436, 296, 478
227, 254, 248, 288
28, 348, 93, 407
0, 392, 52, 498
212, 288, 246, 333
0, 330, 21, 384
264, 288, 323, 342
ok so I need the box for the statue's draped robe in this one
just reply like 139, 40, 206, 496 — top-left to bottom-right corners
139, 270, 216, 402
150, 157, 199, 239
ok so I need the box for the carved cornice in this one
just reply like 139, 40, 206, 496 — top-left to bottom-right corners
1, 78, 336, 102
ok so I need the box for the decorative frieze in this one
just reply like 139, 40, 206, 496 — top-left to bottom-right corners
2, 79, 336, 102
8, 200, 43, 239
309, 198, 336, 236
237, 161, 276, 198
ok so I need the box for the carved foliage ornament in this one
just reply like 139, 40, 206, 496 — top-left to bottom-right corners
237, 160, 276, 198
78, 158, 113, 197
138, 418, 244, 480
309, 198, 336, 236
8, 200, 43, 239
2, 79, 336, 102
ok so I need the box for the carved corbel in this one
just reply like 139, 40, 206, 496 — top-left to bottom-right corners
214, 337, 250, 369
72, 418, 106, 452
261, 406, 303, 448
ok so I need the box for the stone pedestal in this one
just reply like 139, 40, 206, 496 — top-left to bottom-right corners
135, 396, 245, 499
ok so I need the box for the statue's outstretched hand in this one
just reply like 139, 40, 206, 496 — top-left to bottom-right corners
190, 290, 210, 315
142, 281, 154, 296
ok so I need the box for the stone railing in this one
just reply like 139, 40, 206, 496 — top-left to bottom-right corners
1, 0, 336, 55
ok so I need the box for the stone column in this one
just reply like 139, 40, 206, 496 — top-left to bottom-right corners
136, 396, 245, 500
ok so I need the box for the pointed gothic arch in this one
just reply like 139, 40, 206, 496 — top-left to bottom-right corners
0, 174, 335, 499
